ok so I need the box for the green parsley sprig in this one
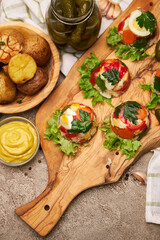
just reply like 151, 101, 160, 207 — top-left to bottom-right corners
69, 110, 92, 133
101, 117, 142, 160
78, 52, 113, 107
136, 11, 157, 35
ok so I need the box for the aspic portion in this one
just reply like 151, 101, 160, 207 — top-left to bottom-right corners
111, 101, 150, 139
45, 103, 98, 155
90, 59, 130, 99
118, 10, 158, 47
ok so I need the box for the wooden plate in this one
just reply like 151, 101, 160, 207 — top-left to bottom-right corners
0, 22, 60, 114
16, 0, 160, 236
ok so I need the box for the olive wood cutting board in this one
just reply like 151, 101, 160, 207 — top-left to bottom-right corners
16, 0, 160, 236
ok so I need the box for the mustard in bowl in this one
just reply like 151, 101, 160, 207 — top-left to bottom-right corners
0, 116, 40, 166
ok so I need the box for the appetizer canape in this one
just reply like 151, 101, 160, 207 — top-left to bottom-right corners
118, 10, 158, 48
107, 10, 158, 61
111, 101, 150, 139
90, 58, 130, 99
59, 103, 97, 143
78, 52, 130, 106
101, 101, 150, 159
45, 103, 98, 155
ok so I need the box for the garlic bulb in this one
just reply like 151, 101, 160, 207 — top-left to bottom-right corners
97, 0, 122, 19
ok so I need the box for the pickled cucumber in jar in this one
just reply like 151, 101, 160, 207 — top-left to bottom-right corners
46, 0, 102, 51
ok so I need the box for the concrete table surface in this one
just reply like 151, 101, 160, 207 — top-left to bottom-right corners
0, 73, 160, 240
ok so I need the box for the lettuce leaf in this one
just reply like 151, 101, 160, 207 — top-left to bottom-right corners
139, 84, 160, 109
101, 118, 141, 160
78, 52, 113, 107
44, 110, 80, 155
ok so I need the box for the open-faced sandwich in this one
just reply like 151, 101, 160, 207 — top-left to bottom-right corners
101, 101, 150, 159
45, 103, 98, 155
78, 52, 130, 106
107, 10, 158, 61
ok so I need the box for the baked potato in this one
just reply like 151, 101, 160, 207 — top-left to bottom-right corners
0, 71, 16, 104
22, 35, 51, 66
17, 67, 48, 95
8, 53, 37, 84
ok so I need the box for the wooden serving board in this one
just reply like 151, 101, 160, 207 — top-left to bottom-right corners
16, 0, 160, 236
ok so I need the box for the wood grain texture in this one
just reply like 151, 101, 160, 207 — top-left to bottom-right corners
16, 0, 160, 236
0, 22, 60, 113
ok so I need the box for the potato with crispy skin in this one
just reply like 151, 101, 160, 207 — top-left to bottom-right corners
17, 67, 48, 95
22, 35, 51, 66
0, 71, 16, 104
8, 53, 37, 84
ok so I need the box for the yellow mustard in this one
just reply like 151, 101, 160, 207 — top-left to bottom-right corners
0, 121, 38, 163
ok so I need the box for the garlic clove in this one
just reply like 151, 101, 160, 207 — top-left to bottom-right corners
130, 171, 147, 184
106, 4, 115, 19
112, 4, 121, 19
97, 0, 110, 16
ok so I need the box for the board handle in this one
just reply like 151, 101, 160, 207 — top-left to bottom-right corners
15, 166, 104, 237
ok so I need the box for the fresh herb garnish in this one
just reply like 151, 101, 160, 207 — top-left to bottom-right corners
78, 52, 113, 107
115, 101, 142, 125
0, 41, 5, 45
95, 76, 107, 92
44, 110, 80, 155
139, 84, 160, 109
101, 117, 142, 160
102, 68, 120, 85
69, 110, 92, 133
136, 11, 157, 34
106, 27, 154, 61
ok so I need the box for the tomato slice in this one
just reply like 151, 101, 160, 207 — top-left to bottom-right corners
60, 126, 79, 139
111, 124, 135, 139
118, 14, 131, 32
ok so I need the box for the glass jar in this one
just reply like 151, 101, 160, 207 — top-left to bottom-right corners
46, 0, 102, 51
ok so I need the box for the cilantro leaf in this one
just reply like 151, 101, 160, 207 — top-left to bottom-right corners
78, 52, 113, 107
95, 76, 107, 92
123, 101, 142, 125
114, 101, 142, 125
106, 27, 122, 48
136, 11, 157, 34
101, 118, 142, 160
154, 76, 160, 92
69, 110, 92, 133
44, 110, 80, 155
102, 68, 120, 85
